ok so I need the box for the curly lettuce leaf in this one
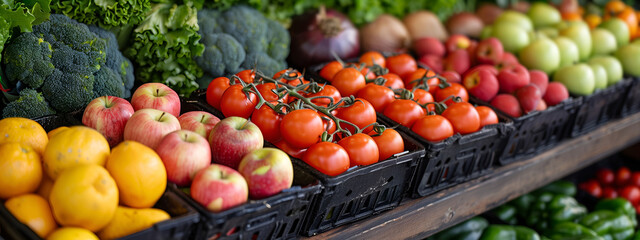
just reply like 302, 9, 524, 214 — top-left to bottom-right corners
50, 0, 150, 28
0, 0, 51, 32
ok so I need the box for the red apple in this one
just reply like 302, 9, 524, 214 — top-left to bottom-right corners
476, 3, 503, 25
131, 83, 181, 117
445, 34, 471, 53
238, 148, 293, 199
414, 37, 445, 57
463, 68, 499, 102
543, 82, 570, 106
191, 164, 248, 212
209, 117, 264, 169
440, 71, 461, 84
123, 108, 181, 149
516, 84, 542, 114
536, 99, 548, 111
157, 130, 211, 186
82, 96, 134, 147
529, 70, 549, 96
491, 94, 523, 117
418, 54, 444, 73
467, 40, 479, 65
444, 49, 471, 75
498, 64, 530, 94
465, 64, 499, 76
476, 37, 504, 65
178, 111, 221, 139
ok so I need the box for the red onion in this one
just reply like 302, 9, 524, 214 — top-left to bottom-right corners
288, 7, 359, 68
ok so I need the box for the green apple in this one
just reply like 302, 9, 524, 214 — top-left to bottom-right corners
588, 63, 608, 90
589, 56, 624, 86
527, 2, 562, 29
615, 44, 640, 77
491, 22, 531, 53
495, 10, 534, 32
590, 28, 618, 56
538, 27, 559, 38
554, 37, 580, 68
599, 18, 630, 48
480, 26, 493, 40
559, 21, 592, 61
553, 64, 595, 96
519, 38, 560, 74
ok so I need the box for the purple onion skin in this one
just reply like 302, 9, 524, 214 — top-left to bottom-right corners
288, 8, 360, 68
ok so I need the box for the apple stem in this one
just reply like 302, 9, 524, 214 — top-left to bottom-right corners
200, 115, 206, 122
158, 112, 165, 121
155, 88, 159, 97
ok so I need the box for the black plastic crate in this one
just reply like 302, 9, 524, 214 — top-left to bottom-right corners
377, 113, 513, 198
570, 79, 632, 137
621, 77, 640, 118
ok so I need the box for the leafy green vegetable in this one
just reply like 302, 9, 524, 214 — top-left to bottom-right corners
50, 0, 151, 28
0, 0, 51, 32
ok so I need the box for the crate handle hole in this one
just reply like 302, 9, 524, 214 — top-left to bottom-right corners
346, 190, 352, 196
388, 176, 394, 183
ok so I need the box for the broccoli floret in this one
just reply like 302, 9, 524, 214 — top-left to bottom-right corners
3, 33, 55, 88
41, 69, 94, 112
2, 88, 56, 119
88, 25, 135, 97
93, 67, 125, 98
196, 33, 245, 77
242, 52, 284, 77
51, 44, 96, 77
265, 19, 290, 61
219, 6, 268, 54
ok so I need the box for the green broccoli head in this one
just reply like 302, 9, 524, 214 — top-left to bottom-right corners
93, 67, 125, 98
88, 25, 135, 97
3, 32, 55, 88
242, 52, 286, 77
2, 88, 56, 119
196, 32, 246, 77
265, 19, 290, 62
41, 69, 95, 112
219, 6, 268, 55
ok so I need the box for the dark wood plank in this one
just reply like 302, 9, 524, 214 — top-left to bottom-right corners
309, 112, 640, 240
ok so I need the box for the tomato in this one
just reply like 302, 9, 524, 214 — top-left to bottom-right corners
380, 73, 405, 89
616, 167, 632, 186
630, 172, 640, 187
356, 84, 395, 113
476, 106, 499, 127
579, 180, 602, 198
274, 139, 306, 159
360, 67, 377, 80
620, 185, 640, 205
206, 77, 231, 109
369, 129, 404, 160
412, 88, 434, 105
403, 68, 437, 90
220, 85, 257, 118
411, 115, 454, 142
332, 68, 366, 96
335, 98, 377, 134
280, 109, 324, 148
386, 53, 417, 78
596, 168, 615, 186
319, 113, 336, 134
256, 83, 286, 103
235, 69, 256, 83
442, 102, 480, 134
320, 61, 344, 82
359, 51, 386, 68
338, 133, 379, 167
251, 105, 283, 142
303, 142, 350, 176
273, 69, 304, 83
287, 78, 310, 87
602, 186, 618, 199
383, 99, 425, 128
307, 85, 342, 107
435, 82, 469, 106
635, 205, 640, 215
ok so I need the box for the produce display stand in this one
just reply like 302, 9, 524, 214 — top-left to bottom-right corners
307, 111, 640, 239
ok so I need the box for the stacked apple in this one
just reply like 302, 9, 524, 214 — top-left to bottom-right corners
82, 83, 295, 213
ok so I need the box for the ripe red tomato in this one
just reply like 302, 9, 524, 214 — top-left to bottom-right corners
280, 109, 324, 149
303, 142, 350, 176
579, 180, 603, 198
332, 68, 366, 96
307, 85, 342, 107
251, 105, 283, 142
386, 53, 417, 79
616, 167, 632, 186
360, 67, 377, 80
273, 69, 304, 83
413, 88, 435, 113
359, 51, 386, 68
411, 115, 454, 142
320, 61, 344, 82
319, 113, 337, 134
235, 69, 256, 83
369, 129, 404, 160
442, 102, 480, 134
630, 172, 640, 187
404, 68, 437, 90
476, 106, 499, 127
620, 185, 640, 205
273, 139, 306, 159
435, 82, 469, 106
602, 186, 618, 199
335, 98, 377, 134
256, 83, 286, 103
383, 99, 425, 128
206, 77, 231, 110
220, 85, 257, 118
338, 133, 379, 167
596, 168, 615, 186
380, 73, 405, 89
356, 84, 395, 112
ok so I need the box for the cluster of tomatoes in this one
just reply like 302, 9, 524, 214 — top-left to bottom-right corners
580, 167, 640, 213
205, 69, 405, 177
318, 51, 499, 142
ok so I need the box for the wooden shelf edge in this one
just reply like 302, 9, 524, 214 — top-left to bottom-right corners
309, 112, 640, 240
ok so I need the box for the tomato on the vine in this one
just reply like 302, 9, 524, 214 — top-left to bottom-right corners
236, 69, 256, 83
303, 142, 350, 176
413, 88, 435, 113
380, 73, 405, 89
435, 82, 469, 106
280, 109, 324, 148
251, 105, 284, 142
206, 77, 231, 110
320, 61, 344, 82
307, 85, 342, 107
274, 139, 307, 159
369, 129, 404, 160
256, 83, 286, 103
338, 133, 379, 167
476, 106, 499, 127
220, 85, 258, 118
359, 51, 386, 68
274, 69, 304, 82
404, 68, 437, 90
356, 84, 395, 113
332, 67, 366, 96
383, 99, 425, 128
319, 113, 337, 134
442, 102, 480, 134
360, 67, 377, 80
335, 98, 377, 134
386, 53, 417, 78
411, 115, 454, 142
